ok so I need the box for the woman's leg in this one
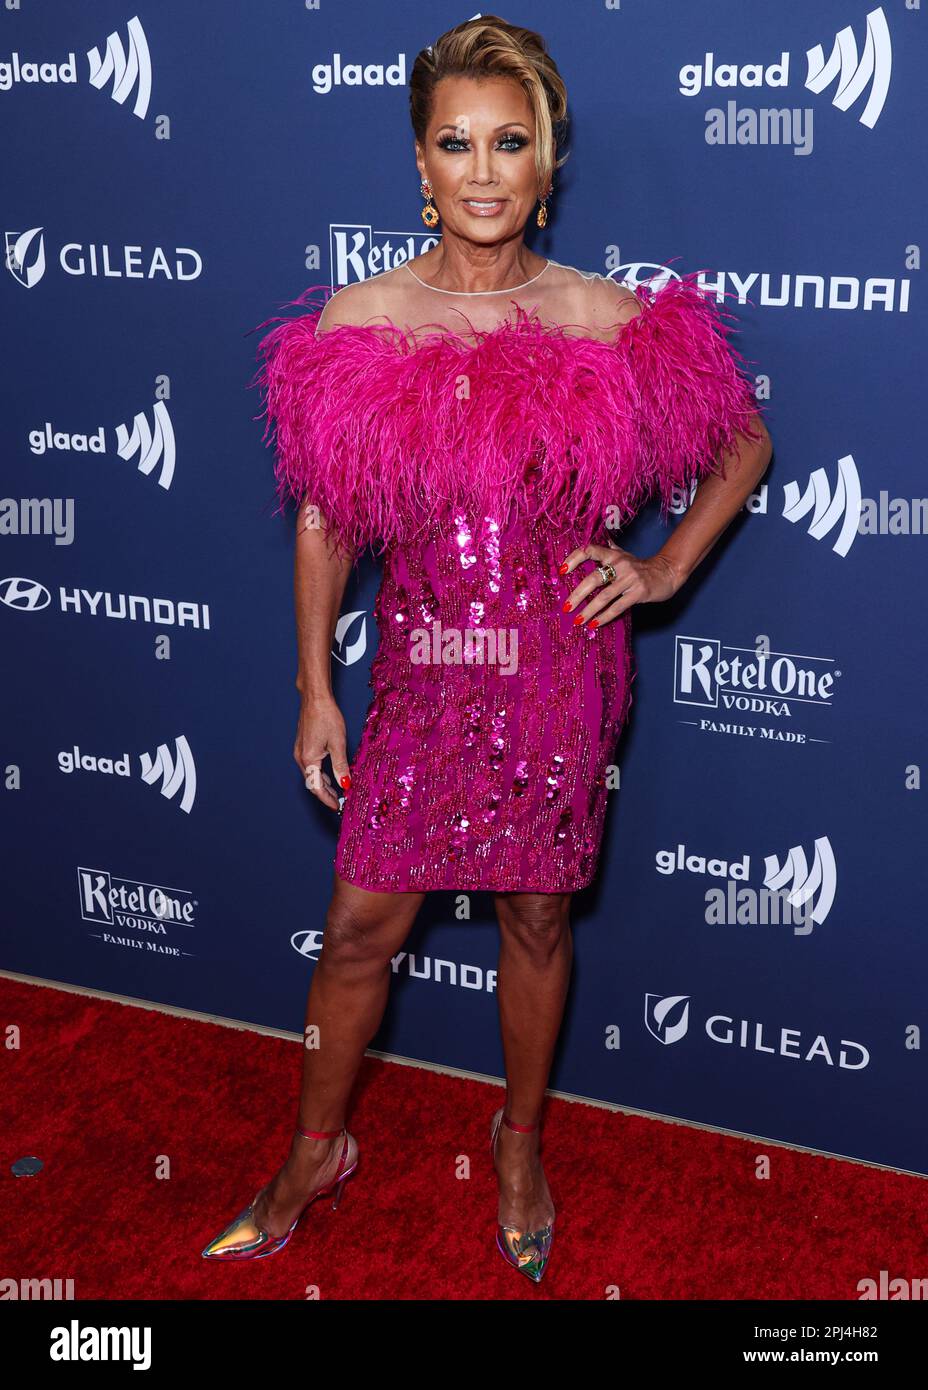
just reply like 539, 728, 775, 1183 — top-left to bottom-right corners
491, 891, 573, 1232
253, 871, 425, 1238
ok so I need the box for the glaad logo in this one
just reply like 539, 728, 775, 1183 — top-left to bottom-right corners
655, 837, 837, 927
679, 449, 921, 551
78, 866, 196, 959
26, 402, 176, 490
764, 838, 837, 928
783, 455, 862, 557
644, 993, 870, 1069
311, 53, 406, 95
140, 736, 197, 813
5, 227, 203, 289
805, 7, 892, 129
57, 736, 197, 814
333, 610, 367, 666
0, 14, 152, 121
678, 6, 891, 152
116, 402, 176, 488
778, 457, 925, 547
88, 15, 152, 119
330, 224, 439, 287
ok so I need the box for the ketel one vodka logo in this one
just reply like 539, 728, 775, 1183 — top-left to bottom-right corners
644, 993, 869, 1069
329, 225, 439, 287
674, 635, 837, 737
77, 866, 196, 956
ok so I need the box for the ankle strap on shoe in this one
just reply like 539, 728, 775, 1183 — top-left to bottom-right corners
295, 1124, 345, 1140
503, 1113, 539, 1134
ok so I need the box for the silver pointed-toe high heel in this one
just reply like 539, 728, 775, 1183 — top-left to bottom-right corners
201, 1124, 358, 1261
489, 1106, 555, 1283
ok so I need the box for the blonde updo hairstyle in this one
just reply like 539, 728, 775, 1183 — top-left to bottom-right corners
409, 14, 570, 198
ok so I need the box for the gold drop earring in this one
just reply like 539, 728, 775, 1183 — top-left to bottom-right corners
420, 177, 440, 229
536, 184, 553, 229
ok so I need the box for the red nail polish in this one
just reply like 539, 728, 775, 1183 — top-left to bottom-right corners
339, 774, 352, 790
573, 614, 585, 626
588, 618, 599, 630
562, 600, 571, 613
558, 562, 569, 575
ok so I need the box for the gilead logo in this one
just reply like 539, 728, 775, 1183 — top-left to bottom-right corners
705, 1014, 869, 1068
644, 994, 870, 1069
5, 228, 203, 289
333, 610, 367, 666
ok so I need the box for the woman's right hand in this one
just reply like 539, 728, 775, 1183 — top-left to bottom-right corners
294, 694, 351, 812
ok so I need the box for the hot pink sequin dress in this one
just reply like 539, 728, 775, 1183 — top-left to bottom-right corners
254, 262, 764, 893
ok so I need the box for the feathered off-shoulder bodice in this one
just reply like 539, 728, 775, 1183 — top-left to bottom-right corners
251, 272, 766, 556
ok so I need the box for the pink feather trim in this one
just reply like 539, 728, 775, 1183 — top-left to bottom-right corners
249, 271, 767, 557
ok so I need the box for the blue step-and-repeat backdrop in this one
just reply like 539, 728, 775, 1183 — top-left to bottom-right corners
2, 2, 925, 1176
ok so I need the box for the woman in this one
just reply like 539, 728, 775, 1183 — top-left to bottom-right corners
203, 15, 771, 1282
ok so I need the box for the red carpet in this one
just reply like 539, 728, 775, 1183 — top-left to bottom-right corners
2, 974, 924, 1300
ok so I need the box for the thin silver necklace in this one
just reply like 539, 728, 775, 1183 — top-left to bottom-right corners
405, 258, 552, 296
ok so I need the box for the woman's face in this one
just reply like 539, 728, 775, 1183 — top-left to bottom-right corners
416, 75, 548, 244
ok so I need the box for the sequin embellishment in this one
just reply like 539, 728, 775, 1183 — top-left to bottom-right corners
333, 510, 636, 893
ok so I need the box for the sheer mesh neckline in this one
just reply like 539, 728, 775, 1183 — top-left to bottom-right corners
404, 258, 552, 296
330, 260, 644, 350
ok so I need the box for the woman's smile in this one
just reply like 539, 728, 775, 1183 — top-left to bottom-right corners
460, 197, 508, 216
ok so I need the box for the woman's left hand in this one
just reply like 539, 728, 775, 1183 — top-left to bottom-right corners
559, 544, 681, 628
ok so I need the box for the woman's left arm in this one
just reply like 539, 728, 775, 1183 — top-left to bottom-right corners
561, 414, 773, 627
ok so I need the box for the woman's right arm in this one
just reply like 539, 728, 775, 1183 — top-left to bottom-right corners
288, 277, 382, 809
293, 496, 356, 812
